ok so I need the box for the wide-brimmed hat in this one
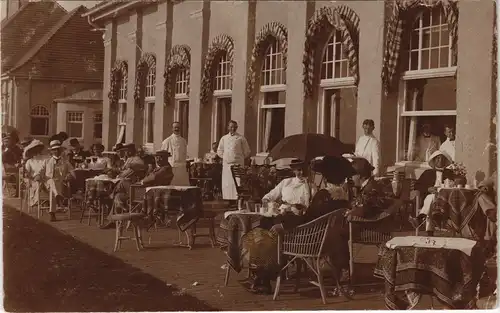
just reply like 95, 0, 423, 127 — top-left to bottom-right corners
351, 158, 375, 176
320, 155, 356, 183
20, 137, 34, 147
289, 159, 305, 169
69, 138, 80, 146
49, 140, 63, 150
154, 150, 171, 157
24, 139, 44, 157
118, 143, 135, 151
428, 150, 452, 169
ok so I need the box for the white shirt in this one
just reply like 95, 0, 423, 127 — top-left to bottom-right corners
354, 134, 381, 176
440, 139, 456, 162
263, 177, 314, 214
161, 133, 188, 167
24, 155, 47, 178
89, 156, 111, 170
217, 132, 251, 165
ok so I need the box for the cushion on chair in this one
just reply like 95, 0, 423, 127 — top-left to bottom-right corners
109, 213, 145, 221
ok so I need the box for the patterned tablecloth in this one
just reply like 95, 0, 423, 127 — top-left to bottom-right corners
143, 186, 203, 232
374, 239, 486, 310
70, 169, 104, 193
431, 188, 480, 236
85, 177, 118, 200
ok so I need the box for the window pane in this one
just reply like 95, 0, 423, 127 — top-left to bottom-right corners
179, 100, 189, 139
422, 29, 431, 49
94, 123, 102, 139
264, 91, 286, 105
341, 60, 348, 77
261, 108, 285, 152
430, 48, 440, 68
405, 77, 457, 111
440, 28, 450, 46
410, 51, 419, 70
422, 11, 431, 27
421, 50, 430, 69
334, 62, 341, 78
439, 47, 449, 67
430, 28, 440, 47
147, 103, 155, 143
431, 7, 442, 26
400, 115, 456, 162
31, 117, 48, 136
410, 30, 419, 50
68, 123, 83, 138
335, 43, 342, 61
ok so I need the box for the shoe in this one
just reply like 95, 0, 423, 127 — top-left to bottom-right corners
99, 221, 116, 229
49, 212, 57, 222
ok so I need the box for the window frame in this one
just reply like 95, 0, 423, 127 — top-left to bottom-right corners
319, 30, 355, 88
30, 105, 50, 137
213, 53, 232, 92
211, 96, 232, 144
66, 111, 85, 139
145, 67, 156, 98
93, 111, 103, 140
395, 8, 458, 167
143, 100, 155, 146
257, 41, 287, 155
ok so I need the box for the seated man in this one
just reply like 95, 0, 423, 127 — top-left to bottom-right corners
45, 140, 73, 222
67, 138, 91, 168
2, 133, 22, 169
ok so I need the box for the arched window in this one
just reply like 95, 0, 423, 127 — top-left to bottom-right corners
144, 67, 156, 145
214, 53, 232, 91
175, 69, 189, 139
30, 105, 50, 136
321, 30, 350, 81
117, 76, 128, 144
407, 7, 455, 71
397, 7, 457, 163
258, 40, 286, 153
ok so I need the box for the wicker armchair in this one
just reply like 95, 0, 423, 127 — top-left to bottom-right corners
274, 210, 348, 304
230, 164, 252, 207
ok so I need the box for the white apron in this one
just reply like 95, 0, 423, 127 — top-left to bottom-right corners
218, 133, 251, 201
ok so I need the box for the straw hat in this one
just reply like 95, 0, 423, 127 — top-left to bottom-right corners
24, 139, 44, 157
49, 140, 63, 150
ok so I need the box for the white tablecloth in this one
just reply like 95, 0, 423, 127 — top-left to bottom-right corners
385, 236, 478, 256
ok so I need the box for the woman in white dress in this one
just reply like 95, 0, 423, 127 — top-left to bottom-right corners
88, 143, 112, 170
23, 140, 47, 207
261, 159, 315, 215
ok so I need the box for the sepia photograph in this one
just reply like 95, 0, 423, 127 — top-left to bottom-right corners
0, 0, 498, 311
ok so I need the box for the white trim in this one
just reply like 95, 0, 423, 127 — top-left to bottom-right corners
259, 84, 286, 93
213, 89, 232, 97
320, 77, 355, 88
256, 152, 269, 158
401, 110, 457, 117
402, 67, 457, 80
145, 96, 155, 102
175, 93, 189, 100
261, 103, 285, 109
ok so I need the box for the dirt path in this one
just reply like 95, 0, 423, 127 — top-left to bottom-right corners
3, 205, 218, 312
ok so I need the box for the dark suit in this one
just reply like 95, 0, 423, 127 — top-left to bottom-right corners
142, 165, 174, 187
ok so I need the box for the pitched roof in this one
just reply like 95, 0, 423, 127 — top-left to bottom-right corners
6, 5, 87, 74
1, 1, 67, 72
53, 89, 103, 103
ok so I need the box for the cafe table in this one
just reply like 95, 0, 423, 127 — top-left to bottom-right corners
83, 176, 120, 226
143, 185, 203, 248
374, 236, 485, 310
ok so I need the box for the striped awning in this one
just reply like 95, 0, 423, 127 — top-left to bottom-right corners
381, 0, 458, 94
246, 21, 288, 101
303, 5, 360, 98
164, 45, 191, 106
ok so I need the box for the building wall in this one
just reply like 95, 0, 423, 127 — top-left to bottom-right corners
11, 79, 101, 144
98, 0, 496, 178
56, 101, 103, 149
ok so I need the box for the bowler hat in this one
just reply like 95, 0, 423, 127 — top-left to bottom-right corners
20, 137, 34, 147
320, 155, 356, 183
154, 150, 171, 157
351, 158, 374, 177
289, 159, 305, 169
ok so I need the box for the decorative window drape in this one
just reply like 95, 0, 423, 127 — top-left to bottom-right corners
381, 0, 458, 94
303, 5, 360, 98
164, 45, 191, 106
134, 52, 156, 109
246, 22, 288, 100
108, 60, 128, 109
200, 34, 234, 106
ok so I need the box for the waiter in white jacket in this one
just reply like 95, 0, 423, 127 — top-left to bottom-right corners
354, 119, 381, 177
217, 120, 251, 202
161, 122, 190, 186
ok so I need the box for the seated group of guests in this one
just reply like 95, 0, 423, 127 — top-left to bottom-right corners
232, 152, 497, 294
231, 156, 391, 294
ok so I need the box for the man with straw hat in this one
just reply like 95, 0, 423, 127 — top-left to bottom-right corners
45, 140, 73, 221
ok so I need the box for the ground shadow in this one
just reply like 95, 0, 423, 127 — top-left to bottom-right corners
3, 205, 219, 312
